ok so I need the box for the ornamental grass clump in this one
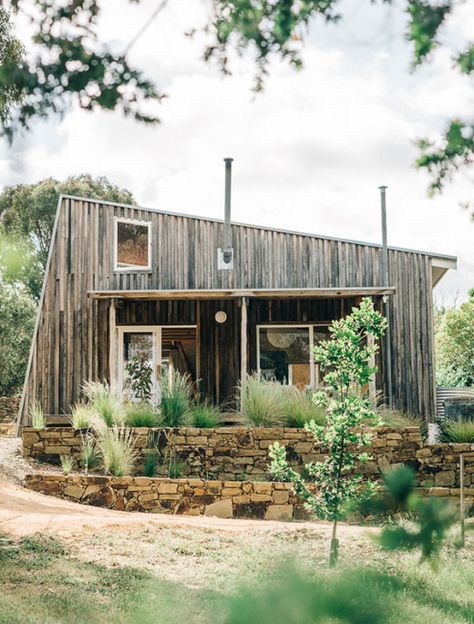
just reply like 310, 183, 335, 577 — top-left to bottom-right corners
238, 373, 285, 427
143, 448, 159, 477
83, 381, 125, 427
98, 427, 139, 477
80, 432, 101, 474
440, 420, 474, 443
269, 297, 387, 567
60, 455, 75, 475
30, 402, 45, 428
70, 403, 96, 430
187, 401, 221, 428
282, 386, 327, 428
125, 404, 160, 428
159, 370, 193, 427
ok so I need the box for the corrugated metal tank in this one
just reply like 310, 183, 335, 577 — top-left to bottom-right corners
436, 387, 474, 419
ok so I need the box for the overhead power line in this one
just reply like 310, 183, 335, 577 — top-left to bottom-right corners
124, 0, 169, 56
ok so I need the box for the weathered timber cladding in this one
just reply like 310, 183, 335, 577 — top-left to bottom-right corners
20, 197, 437, 423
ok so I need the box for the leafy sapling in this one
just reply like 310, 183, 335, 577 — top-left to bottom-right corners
269, 297, 387, 566
124, 354, 153, 403
378, 466, 457, 568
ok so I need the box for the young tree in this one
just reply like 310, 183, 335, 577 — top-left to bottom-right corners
0, 174, 135, 299
0, 7, 24, 128
0, 280, 36, 396
269, 297, 387, 566
435, 289, 474, 387
372, 466, 457, 567
1, 3, 162, 140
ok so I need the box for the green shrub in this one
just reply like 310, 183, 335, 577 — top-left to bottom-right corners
441, 420, 474, 443
238, 373, 285, 427
80, 432, 100, 473
187, 401, 221, 428
60, 455, 74, 475
30, 402, 45, 428
126, 405, 160, 428
159, 370, 193, 427
143, 448, 159, 477
168, 457, 183, 478
98, 427, 139, 476
83, 381, 125, 427
377, 406, 420, 428
70, 403, 96, 430
282, 387, 327, 428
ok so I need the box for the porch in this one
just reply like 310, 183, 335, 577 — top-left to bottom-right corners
88, 287, 394, 408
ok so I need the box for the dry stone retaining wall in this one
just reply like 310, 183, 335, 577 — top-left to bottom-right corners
24, 474, 305, 520
22, 426, 423, 481
24, 473, 474, 519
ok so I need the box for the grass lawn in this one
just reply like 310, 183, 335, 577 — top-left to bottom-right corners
1, 524, 474, 624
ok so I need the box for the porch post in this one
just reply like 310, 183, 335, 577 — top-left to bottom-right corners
240, 296, 248, 402
109, 299, 117, 389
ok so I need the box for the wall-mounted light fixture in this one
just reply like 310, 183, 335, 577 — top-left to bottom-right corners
215, 310, 227, 324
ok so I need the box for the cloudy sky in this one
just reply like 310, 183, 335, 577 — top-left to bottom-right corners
2, 0, 473, 302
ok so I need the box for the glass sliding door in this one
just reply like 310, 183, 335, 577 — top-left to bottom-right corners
118, 327, 161, 404
257, 324, 330, 388
116, 326, 197, 404
258, 326, 312, 388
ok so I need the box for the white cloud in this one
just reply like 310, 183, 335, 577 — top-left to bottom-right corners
1, 0, 472, 302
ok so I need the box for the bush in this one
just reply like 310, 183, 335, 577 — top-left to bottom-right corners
168, 456, 183, 478
83, 381, 125, 427
126, 405, 160, 428
440, 420, 474, 443
60, 455, 74, 475
30, 402, 45, 428
70, 403, 96, 430
98, 427, 139, 476
377, 406, 420, 428
187, 401, 221, 428
281, 387, 326, 428
159, 370, 193, 427
238, 373, 285, 427
0, 281, 36, 396
80, 432, 100, 473
143, 448, 159, 477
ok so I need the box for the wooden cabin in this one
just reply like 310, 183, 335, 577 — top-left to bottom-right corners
17, 194, 456, 427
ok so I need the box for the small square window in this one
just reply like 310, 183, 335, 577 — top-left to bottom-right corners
114, 218, 151, 271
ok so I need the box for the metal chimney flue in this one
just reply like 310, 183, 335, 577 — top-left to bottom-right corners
218, 157, 234, 270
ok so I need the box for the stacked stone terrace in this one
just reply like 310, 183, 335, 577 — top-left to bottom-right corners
21, 425, 474, 520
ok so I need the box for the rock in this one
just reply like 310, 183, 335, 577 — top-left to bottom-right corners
264, 504, 294, 521
250, 493, 272, 502
221, 487, 242, 497
272, 490, 289, 504
157, 482, 178, 494
63, 485, 85, 500
435, 471, 455, 487
204, 497, 233, 518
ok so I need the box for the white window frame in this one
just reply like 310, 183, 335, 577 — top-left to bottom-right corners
117, 326, 161, 401
113, 216, 152, 272
256, 323, 331, 387
115, 325, 197, 400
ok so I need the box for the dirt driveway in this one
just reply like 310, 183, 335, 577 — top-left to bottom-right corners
0, 437, 339, 537
0, 437, 376, 540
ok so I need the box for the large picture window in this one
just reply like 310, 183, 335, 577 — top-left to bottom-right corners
114, 218, 151, 271
257, 325, 330, 388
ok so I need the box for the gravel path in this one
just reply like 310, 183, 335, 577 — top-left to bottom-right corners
0, 436, 59, 484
